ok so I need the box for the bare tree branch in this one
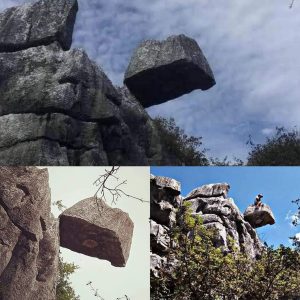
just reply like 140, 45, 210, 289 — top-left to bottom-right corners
93, 166, 149, 213
86, 282, 130, 300
290, 0, 295, 8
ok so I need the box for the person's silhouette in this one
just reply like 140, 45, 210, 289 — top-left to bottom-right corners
254, 194, 263, 208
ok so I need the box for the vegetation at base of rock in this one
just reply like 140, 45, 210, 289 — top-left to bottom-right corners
153, 117, 209, 166
56, 255, 80, 300
247, 127, 300, 166
151, 202, 300, 300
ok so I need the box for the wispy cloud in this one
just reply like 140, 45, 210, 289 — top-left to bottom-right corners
2, 0, 300, 159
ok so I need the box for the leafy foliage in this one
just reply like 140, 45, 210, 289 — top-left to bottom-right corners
291, 198, 300, 250
56, 255, 80, 300
247, 127, 300, 166
151, 202, 300, 300
153, 117, 209, 166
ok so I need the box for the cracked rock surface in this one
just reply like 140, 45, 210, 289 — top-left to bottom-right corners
0, 167, 59, 300
0, 0, 78, 51
0, 0, 216, 166
59, 197, 134, 267
124, 34, 216, 107
244, 204, 275, 228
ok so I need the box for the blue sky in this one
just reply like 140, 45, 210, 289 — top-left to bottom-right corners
151, 166, 300, 247
1, 0, 300, 160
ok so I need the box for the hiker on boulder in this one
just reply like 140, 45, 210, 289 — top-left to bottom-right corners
254, 194, 263, 207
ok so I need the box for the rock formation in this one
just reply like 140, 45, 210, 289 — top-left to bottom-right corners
0, 167, 59, 300
60, 197, 134, 267
244, 204, 275, 228
124, 34, 216, 107
150, 175, 275, 277
0, 0, 215, 166
0, 167, 134, 299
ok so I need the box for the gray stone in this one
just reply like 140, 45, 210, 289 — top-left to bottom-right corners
0, 0, 78, 52
185, 193, 264, 258
0, 113, 108, 166
244, 204, 275, 228
124, 34, 216, 107
0, 167, 59, 300
204, 222, 228, 249
197, 213, 223, 225
151, 200, 176, 227
154, 176, 181, 195
59, 197, 134, 267
0, 45, 120, 121
150, 253, 166, 278
150, 219, 170, 253
185, 183, 230, 200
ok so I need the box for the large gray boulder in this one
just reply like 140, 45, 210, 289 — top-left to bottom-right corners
124, 34, 216, 107
244, 204, 275, 228
0, 167, 59, 300
185, 183, 230, 200
0, 0, 78, 52
59, 197, 134, 267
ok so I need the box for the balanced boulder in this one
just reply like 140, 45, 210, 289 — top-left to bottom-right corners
124, 34, 216, 107
59, 197, 134, 267
244, 204, 275, 228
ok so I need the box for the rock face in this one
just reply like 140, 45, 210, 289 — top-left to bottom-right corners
0, 167, 59, 300
0, 0, 216, 165
244, 204, 275, 228
185, 182, 230, 200
59, 197, 134, 267
150, 176, 274, 277
185, 184, 264, 257
0, 0, 78, 51
150, 175, 182, 276
124, 34, 216, 107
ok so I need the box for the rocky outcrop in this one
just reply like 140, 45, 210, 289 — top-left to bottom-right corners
0, 167, 135, 298
59, 197, 134, 267
185, 185, 264, 256
244, 204, 275, 228
0, 167, 59, 300
150, 176, 275, 277
0, 0, 215, 166
0, 0, 78, 51
124, 34, 216, 107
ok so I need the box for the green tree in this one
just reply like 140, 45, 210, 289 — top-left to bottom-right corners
247, 127, 300, 166
153, 117, 209, 166
56, 255, 80, 300
151, 202, 300, 300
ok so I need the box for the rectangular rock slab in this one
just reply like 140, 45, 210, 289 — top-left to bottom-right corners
185, 183, 230, 200
0, 0, 78, 52
124, 34, 216, 107
59, 197, 134, 267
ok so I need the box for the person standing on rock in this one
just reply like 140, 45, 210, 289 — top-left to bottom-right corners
254, 194, 263, 207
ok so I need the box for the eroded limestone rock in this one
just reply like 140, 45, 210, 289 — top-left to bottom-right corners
59, 197, 134, 267
124, 34, 216, 107
244, 204, 275, 228
185, 183, 230, 200
0, 167, 59, 300
0, 0, 78, 52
